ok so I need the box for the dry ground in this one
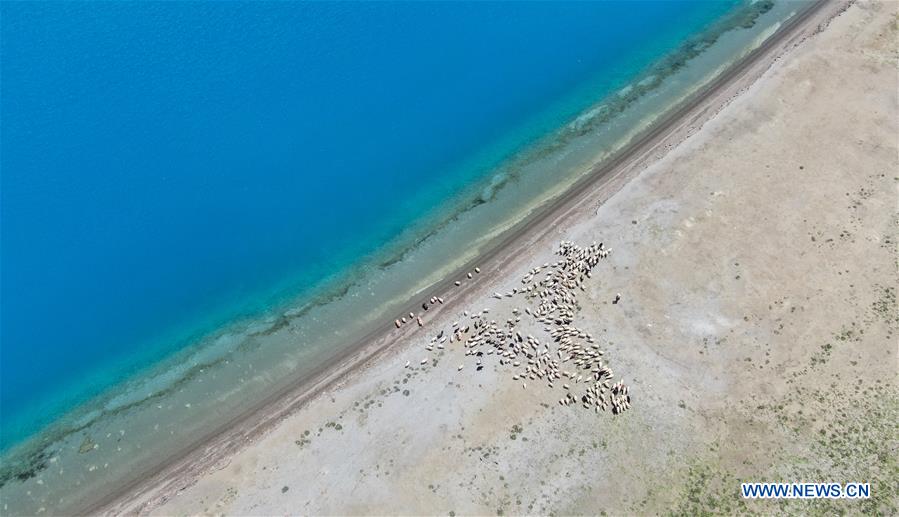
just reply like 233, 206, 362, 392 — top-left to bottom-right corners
153, 2, 898, 515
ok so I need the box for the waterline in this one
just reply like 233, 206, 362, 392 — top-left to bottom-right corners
0, 1, 808, 513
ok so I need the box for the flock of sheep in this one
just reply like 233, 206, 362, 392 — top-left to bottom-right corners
403, 240, 632, 415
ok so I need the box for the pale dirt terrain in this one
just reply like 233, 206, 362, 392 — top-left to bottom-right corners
150, 2, 897, 515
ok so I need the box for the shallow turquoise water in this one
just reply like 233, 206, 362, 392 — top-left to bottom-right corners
0, 2, 740, 450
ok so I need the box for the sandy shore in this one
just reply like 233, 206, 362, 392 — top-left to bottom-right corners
99, 1, 898, 514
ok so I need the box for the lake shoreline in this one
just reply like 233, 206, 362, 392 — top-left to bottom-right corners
90, 1, 847, 514
0, 0, 759, 456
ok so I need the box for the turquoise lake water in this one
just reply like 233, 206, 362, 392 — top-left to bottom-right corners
1, 1, 743, 450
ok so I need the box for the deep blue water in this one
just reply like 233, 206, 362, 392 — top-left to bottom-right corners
1, 1, 736, 449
